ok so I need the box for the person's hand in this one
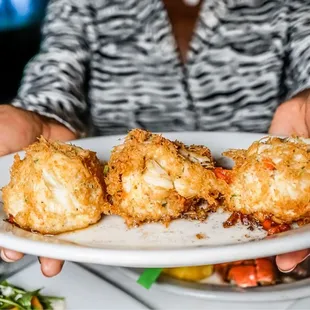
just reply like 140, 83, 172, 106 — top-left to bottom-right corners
0, 104, 76, 276
269, 89, 310, 138
269, 90, 310, 272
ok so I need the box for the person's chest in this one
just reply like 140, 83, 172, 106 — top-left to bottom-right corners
88, 0, 289, 135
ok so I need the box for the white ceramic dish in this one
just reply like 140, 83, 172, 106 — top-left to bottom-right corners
0, 132, 310, 267
120, 267, 310, 302
6, 261, 148, 309
288, 297, 310, 310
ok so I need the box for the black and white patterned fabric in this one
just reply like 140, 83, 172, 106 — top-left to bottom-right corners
11, 0, 310, 136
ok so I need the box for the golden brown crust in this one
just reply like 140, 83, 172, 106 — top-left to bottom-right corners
104, 129, 228, 227
5, 131, 308, 233
222, 149, 247, 168
2, 136, 107, 234
223, 137, 310, 224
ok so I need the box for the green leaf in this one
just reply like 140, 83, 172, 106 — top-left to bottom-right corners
41, 296, 65, 300
38, 295, 64, 310
18, 290, 40, 309
38, 296, 52, 310
0, 283, 27, 300
0, 281, 8, 286
0, 297, 27, 310
137, 268, 163, 289
0, 281, 64, 310
31, 289, 42, 296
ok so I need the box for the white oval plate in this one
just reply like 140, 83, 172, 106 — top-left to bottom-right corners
119, 267, 310, 302
0, 132, 310, 267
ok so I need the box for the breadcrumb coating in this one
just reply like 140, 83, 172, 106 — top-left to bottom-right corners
223, 137, 310, 224
104, 129, 228, 226
2, 137, 107, 234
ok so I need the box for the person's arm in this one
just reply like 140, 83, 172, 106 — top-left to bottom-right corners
0, 0, 95, 276
269, 2, 310, 138
11, 0, 94, 138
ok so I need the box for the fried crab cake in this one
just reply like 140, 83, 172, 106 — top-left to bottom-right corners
2, 137, 107, 234
104, 129, 228, 226
223, 137, 310, 224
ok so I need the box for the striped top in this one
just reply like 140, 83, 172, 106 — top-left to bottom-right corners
12, 0, 310, 136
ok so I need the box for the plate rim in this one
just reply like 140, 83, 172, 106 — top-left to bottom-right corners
1, 226, 310, 267
287, 297, 310, 309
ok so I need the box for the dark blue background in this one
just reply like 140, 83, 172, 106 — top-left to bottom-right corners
0, 0, 49, 102
0, 0, 48, 31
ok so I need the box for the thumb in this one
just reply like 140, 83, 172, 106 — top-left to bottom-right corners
269, 99, 309, 137
269, 119, 293, 137
0, 132, 23, 157
0, 145, 13, 157
269, 105, 296, 136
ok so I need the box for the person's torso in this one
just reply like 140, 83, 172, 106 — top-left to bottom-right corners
86, 0, 289, 136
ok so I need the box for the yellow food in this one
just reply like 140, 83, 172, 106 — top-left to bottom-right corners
224, 137, 310, 224
31, 296, 43, 310
2, 137, 107, 234
163, 265, 214, 282
104, 129, 228, 226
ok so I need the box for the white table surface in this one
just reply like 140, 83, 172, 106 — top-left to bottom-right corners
7, 261, 148, 310
2, 256, 309, 310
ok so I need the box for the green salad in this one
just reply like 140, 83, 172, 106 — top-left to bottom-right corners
0, 280, 64, 310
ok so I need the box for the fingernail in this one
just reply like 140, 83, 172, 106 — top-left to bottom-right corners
278, 265, 296, 273
278, 252, 310, 273
0, 250, 15, 263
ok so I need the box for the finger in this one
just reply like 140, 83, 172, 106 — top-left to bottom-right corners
39, 257, 64, 277
0, 146, 11, 157
269, 120, 308, 138
269, 120, 293, 137
0, 248, 24, 262
276, 249, 310, 273
268, 100, 309, 137
268, 105, 293, 136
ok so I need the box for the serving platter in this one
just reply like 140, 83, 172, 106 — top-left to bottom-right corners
0, 132, 309, 267
119, 267, 310, 302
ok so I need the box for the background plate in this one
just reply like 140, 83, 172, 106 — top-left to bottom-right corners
287, 297, 310, 310
120, 267, 310, 302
